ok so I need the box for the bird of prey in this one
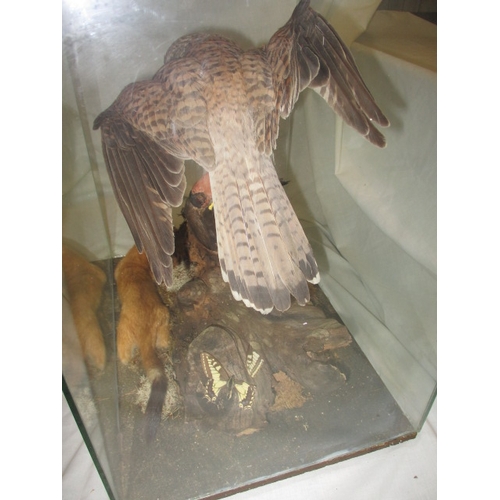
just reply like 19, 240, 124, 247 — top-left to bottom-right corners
93, 0, 389, 314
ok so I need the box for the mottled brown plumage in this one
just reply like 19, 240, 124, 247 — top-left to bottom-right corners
93, 0, 389, 314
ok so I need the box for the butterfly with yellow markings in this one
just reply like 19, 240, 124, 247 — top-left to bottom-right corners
200, 352, 257, 409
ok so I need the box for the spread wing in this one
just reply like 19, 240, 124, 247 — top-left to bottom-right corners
200, 352, 230, 401
265, 0, 390, 150
93, 58, 215, 287
200, 352, 255, 409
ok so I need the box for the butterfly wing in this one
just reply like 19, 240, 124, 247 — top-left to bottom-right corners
201, 351, 256, 409
200, 352, 230, 401
234, 382, 255, 410
245, 347, 264, 379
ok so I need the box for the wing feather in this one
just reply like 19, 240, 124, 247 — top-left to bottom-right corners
100, 132, 178, 285
265, 0, 390, 149
93, 57, 216, 287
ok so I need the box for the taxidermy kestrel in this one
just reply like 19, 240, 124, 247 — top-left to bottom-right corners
93, 0, 389, 314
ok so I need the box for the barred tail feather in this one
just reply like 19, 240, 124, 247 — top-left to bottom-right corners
210, 153, 318, 314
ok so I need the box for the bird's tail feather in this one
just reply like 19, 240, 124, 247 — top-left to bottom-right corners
210, 154, 318, 314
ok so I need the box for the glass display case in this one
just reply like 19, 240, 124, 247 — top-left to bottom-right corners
62, 1, 436, 499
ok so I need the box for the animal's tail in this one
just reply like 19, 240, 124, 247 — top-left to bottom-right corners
142, 353, 168, 442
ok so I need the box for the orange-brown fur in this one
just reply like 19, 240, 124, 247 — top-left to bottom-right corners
62, 245, 107, 373
115, 245, 171, 440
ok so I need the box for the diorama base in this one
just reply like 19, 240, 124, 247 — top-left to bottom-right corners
65, 257, 414, 500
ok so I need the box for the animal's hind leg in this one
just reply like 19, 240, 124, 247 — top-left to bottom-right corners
115, 246, 171, 369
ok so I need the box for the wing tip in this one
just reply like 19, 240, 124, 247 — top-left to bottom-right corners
293, 0, 311, 18
93, 111, 106, 130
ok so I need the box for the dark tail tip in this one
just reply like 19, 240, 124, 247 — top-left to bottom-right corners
144, 375, 168, 442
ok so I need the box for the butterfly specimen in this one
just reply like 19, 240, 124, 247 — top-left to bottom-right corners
200, 350, 262, 410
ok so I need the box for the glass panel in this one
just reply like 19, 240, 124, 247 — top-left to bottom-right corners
62, 1, 436, 498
